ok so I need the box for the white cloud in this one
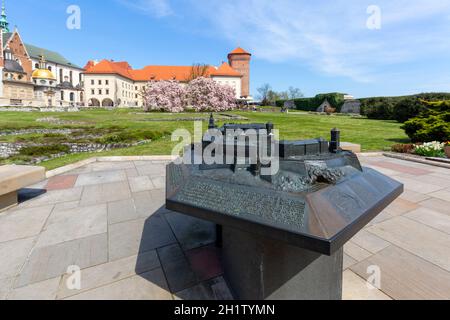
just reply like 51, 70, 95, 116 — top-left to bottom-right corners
118, 0, 450, 82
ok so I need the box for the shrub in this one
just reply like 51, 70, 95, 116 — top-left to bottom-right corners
19, 144, 70, 157
276, 93, 345, 112
392, 98, 427, 123
414, 141, 445, 158
391, 144, 415, 154
403, 114, 450, 142
360, 97, 395, 120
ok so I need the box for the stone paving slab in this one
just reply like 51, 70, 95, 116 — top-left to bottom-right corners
1, 156, 450, 300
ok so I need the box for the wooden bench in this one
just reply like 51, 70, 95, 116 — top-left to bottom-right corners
0, 165, 46, 212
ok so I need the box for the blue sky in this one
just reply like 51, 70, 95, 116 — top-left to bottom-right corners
6, 0, 450, 98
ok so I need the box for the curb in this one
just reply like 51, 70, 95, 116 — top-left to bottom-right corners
383, 152, 450, 169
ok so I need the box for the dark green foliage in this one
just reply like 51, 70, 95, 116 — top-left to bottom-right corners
402, 101, 450, 142
19, 144, 70, 157
97, 130, 168, 144
360, 92, 450, 121
276, 93, 346, 112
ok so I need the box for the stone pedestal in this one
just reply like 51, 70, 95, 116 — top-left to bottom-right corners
0, 191, 18, 212
222, 226, 343, 300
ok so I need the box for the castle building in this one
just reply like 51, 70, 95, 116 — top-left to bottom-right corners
0, 2, 84, 107
83, 47, 252, 108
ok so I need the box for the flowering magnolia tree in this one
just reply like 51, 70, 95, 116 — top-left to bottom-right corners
187, 77, 237, 112
143, 77, 236, 112
143, 80, 187, 113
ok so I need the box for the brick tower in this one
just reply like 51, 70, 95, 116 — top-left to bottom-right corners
228, 47, 251, 98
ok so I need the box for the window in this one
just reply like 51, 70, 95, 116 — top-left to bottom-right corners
91, 89, 95, 94
61, 91, 64, 100
91, 80, 94, 85
135, 86, 138, 90
70, 93, 75, 101
98, 89, 102, 95
106, 89, 109, 95
98, 80, 102, 85
35, 63, 39, 69
60, 69, 63, 83
106, 80, 109, 85
48, 66, 52, 71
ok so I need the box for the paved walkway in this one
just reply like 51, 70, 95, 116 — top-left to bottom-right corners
0, 155, 449, 300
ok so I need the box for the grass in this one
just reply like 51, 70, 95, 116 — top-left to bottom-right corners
0, 108, 409, 170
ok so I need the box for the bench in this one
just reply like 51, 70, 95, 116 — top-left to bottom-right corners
0, 165, 46, 212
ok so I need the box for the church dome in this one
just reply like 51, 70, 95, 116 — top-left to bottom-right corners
32, 68, 56, 80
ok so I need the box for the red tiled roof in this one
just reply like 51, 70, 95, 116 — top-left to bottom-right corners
84, 60, 242, 81
229, 47, 251, 55
210, 62, 242, 77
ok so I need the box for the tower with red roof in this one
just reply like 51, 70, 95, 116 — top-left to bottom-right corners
228, 47, 251, 98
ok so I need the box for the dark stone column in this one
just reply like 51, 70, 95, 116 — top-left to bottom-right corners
222, 226, 343, 300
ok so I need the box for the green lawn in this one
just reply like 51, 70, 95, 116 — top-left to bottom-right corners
0, 109, 409, 170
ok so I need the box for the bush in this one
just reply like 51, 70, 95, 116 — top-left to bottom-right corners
187, 77, 237, 112
360, 97, 395, 120
402, 114, 450, 142
19, 144, 70, 157
391, 143, 415, 154
392, 98, 427, 123
276, 93, 345, 112
143, 80, 187, 113
414, 141, 445, 158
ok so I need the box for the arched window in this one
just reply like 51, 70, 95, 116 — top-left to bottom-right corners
70, 93, 75, 101
48, 66, 52, 71
59, 69, 63, 83
61, 91, 64, 100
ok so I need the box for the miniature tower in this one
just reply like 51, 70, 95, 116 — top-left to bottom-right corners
0, 0, 9, 32
228, 47, 251, 98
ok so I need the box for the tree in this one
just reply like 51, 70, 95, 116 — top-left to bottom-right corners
288, 87, 304, 99
188, 63, 210, 81
143, 80, 187, 113
257, 84, 271, 105
186, 77, 237, 112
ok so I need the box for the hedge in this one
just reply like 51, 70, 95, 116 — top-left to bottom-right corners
276, 93, 346, 112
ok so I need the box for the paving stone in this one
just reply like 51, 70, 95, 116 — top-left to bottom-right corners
429, 189, 450, 203
21, 188, 83, 208
396, 177, 444, 194
17, 233, 108, 287
0, 277, 13, 299
125, 168, 139, 178
383, 198, 419, 216
351, 230, 391, 254
89, 162, 135, 173
410, 175, 450, 188
150, 176, 165, 189
405, 207, 450, 235
370, 161, 432, 176
367, 210, 395, 226
108, 215, 176, 261
7, 277, 61, 300
136, 164, 166, 176
0, 205, 53, 243
66, 268, 172, 300
399, 190, 431, 204
36, 204, 107, 248
149, 189, 165, 207
420, 198, 450, 216
165, 211, 216, 251
53, 201, 80, 212
46, 175, 78, 191
158, 244, 197, 293
128, 176, 154, 193
133, 191, 164, 216
343, 254, 358, 270
175, 277, 233, 300
344, 241, 373, 262
367, 217, 450, 271
107, 198, 137, 225
79, 181, 131, 206
57, 250, 160, 299
342, 270, 391, 300
0, 238, 35, 280
186, 245, 223, 282
350, 246, 450, 300
75, 170, 127, 187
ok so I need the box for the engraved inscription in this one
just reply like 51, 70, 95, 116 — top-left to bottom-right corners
174, 179, 306, 229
